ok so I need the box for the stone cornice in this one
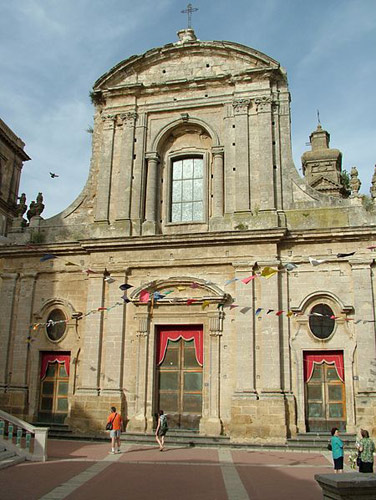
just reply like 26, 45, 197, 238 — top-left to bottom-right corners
0, 228, 286, 258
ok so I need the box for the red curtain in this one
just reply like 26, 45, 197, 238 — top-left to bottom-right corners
303, 351, 344, 382
157, 326, 203, 366
40, 353, 70, 379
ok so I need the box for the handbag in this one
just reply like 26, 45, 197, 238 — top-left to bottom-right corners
327, 443, 332, 451
106, 413, 117, 431
356, 452, 361, 467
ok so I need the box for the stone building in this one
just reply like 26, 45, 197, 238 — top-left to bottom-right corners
0, 28, 375, 441
0, 119, 30, 236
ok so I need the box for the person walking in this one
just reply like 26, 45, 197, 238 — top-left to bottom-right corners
357, 429, 375, 473
155, 410, 168, 451
330, 427, 344, 473
106, 406, 123, 454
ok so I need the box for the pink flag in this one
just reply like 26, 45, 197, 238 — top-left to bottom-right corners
140, 290, 150, 302
241, 275, 256, 284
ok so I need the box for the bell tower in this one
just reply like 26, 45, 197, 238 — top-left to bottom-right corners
301, 124, 345, 197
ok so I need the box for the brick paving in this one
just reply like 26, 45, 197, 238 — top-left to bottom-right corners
0, 439, 339, 500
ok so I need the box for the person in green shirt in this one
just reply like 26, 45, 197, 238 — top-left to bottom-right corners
357, 429, 375, 473
330, 427, 344, 473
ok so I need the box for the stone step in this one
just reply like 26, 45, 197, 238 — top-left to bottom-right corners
0, 449, 25, 470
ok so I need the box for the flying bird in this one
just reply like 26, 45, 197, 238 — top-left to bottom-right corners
49, 172, 59, 178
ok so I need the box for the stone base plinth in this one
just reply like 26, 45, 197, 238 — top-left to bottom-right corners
0, 386, 28, 419
142, 220, 159, 235
199, 417, 222, 436
230, 393, 292, 441
127, 413, 148, 433
68, 393, 123, 433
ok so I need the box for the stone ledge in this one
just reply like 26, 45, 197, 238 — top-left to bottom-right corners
315, 473, 376, 500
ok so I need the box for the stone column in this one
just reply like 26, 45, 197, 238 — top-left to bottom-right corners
142, 152, 160, 235
128, 312, 149, 432
101, 272, 126, 396
77, 275, 105, 394
115, 112, 137, 234
0, 273, 18, 390
95, 114, 116, 223
254, 96, 276, 210
200, 311, 224, 435
232, 99, 250, 212
211, 146, 224, 218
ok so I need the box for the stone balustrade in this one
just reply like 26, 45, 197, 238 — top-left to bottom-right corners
0, 409, 49, 462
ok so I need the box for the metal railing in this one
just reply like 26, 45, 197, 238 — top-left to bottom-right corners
0, 410, 49, 461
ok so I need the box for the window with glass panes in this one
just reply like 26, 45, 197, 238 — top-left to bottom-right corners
170, 157, 204, 222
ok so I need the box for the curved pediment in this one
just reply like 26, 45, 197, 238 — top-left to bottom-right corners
130, 276, 229, 305
94, 40, 282, 91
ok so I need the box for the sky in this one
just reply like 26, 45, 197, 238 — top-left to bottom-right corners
1, 0, 375, 218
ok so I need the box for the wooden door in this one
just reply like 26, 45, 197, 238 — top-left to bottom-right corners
39, 361, 69, 424
157, 336, 203, 430
305, 362, 346, 432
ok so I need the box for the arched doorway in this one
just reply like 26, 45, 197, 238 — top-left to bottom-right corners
156, 325, 203, 430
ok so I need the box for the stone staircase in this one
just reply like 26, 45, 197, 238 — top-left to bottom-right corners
0, 443, 25, 470
286, 432, 357, 451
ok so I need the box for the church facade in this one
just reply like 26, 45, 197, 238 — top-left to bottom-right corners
1, 28, 375, 441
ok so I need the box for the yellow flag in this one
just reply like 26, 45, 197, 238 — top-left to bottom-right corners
261, 266, 278, 279
201, 300, 210, 310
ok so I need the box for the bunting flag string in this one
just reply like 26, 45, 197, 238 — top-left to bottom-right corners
31, 249, 376, 336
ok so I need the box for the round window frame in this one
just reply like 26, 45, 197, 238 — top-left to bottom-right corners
45, 308, 68, 343
308, 303, 336, 340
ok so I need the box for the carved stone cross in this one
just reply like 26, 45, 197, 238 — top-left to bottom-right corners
181, 3, 198, 29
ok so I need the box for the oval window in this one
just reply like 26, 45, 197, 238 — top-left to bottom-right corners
309, 304, 335, 339
46, 309, 67, 342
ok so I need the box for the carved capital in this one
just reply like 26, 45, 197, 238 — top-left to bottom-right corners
232, 98, 251, 114
253, 96, 272, 112
101, 114, 118, 130
209, 311, 224, 335
136, 314, 149, 337
120, 112, 138, 127
211, 146, 224, 158
145, 151, 160, 163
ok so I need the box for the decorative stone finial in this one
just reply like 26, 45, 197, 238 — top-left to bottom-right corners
27, 192, 45, 221
35, 192, 45, 216
16, 193, 27, 218
349, 166, 361, 196
370, 165, 376, 199
177, 28, 197, 43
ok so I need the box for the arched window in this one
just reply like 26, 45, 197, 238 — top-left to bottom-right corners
46, 309, 67, 342
309, 304, 335, 339
170, 157, 204, 223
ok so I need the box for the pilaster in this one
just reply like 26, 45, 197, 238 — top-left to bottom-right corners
232, 99, 250, 212
101, 272, 127, 395
77, 275, 105, 395
95, 114, 116, 223
200, 310, 224, 436
256, 260, 282, 394
127, 312, 150, 432
115, 112, 138, 234
254, 96, 276, 210
130, 113, 147, 235
0, 273, 18, 388
211, 146, 224, 218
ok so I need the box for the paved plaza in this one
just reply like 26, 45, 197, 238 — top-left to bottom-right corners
0, 439, 349, 499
